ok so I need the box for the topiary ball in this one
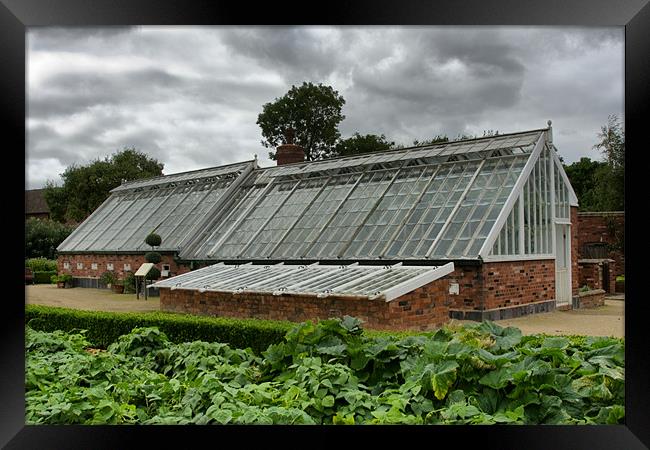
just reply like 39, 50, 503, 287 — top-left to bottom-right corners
147, 267, 161, 280
145, 252, 162, 264
145, 233, 162, 247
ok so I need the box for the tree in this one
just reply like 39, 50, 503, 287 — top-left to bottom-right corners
595, 115, 624, 169
257, 82, 346, 161
593, 115, 625, 211
45, 148, 164, 223
563, 157, 607, 211
25, 217, 76, 259
333, 133, 396, 157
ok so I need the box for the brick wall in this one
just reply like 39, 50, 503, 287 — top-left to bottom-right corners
578, 260, 617, 294
575, 289, 606, 309
160, 279, 453, 331
482, 260, 555, 310
577, 211, 624, 275
57, 253, 190, 280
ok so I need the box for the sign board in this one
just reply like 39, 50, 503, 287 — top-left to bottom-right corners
135, 263, 155, 277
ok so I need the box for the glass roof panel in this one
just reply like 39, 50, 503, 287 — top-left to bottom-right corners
154, 262, 452, 301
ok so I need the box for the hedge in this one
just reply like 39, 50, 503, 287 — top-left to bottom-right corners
25, 305, 294, 354
33, 271, 57, 284
24, 305, 426, 353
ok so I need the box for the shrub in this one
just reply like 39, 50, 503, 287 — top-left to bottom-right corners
145, 233, 162, 248
100, 271, 116, 286
51, 274, 72, 284
123, 271, 136, 294
147, 267, 161, 281
26, 257, 58, 272
144, 252, 161, 264
25, 218, 75, 259
25, 305, 294, 354
33, 271, 57, 284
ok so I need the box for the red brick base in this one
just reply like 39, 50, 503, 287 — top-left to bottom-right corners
160, 282, 453, 331
57, 253, 190, 281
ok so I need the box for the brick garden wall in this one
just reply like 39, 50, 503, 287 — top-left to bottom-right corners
577, 211, 624, 275
159, 259, 560, 328
571, 206, 580, 297
482, 260, 556, 310
160, 279, 453, 331
57, 253, 190, 281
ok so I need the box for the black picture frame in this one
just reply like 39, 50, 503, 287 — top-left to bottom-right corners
4, 0, 648, 448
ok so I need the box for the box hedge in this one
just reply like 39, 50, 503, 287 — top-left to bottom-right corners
33, 271, 57, 284
24, 305, 425, 353
25, 305, 294, 353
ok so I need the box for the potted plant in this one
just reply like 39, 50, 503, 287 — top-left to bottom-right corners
51, 274, 73, 288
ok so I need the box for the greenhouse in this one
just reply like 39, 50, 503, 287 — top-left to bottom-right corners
57, 123, 579, 329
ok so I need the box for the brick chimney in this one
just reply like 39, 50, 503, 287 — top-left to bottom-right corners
276, 128, 305, 166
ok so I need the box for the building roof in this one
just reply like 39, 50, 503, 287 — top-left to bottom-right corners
57, 127, 578, 262
25, 189, 50, 215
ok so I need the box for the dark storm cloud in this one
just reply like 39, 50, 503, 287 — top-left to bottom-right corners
26, 26, 623, 189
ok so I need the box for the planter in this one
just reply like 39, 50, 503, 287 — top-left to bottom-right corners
112, 284, 125, 294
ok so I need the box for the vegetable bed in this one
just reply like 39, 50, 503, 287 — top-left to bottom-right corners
25, 317, 624, 425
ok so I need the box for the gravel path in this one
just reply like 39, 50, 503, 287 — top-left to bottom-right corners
25, 285, 624, 337
25, 284, 159, 312
451, 298, 624, 338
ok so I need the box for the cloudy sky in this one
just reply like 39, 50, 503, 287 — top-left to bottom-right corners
26, 26, 623, 189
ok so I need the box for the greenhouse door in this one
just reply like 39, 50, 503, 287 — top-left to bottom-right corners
555, 224, 571, 307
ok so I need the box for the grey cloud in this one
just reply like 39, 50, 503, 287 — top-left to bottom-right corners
26, 26, 623, 189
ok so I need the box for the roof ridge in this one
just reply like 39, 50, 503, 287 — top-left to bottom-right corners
259, 127, 548, 169
115, 159, 255, 188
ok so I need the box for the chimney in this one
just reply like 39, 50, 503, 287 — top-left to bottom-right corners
276, 128, 305, 166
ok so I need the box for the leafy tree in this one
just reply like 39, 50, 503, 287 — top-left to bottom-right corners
593, 115, 624, 211
595, 115, 624, 170
563, 116, 624, 212
333, 133, 396, 157
563, 157, 607, 211
257, 82, 346, 161
45, 148, 163, 223
25, 217, 76, 259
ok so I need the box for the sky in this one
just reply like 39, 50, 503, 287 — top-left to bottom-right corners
26, 26, 624, 189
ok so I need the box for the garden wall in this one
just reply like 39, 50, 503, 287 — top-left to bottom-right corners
577, 211, 624, 275
57, 253, 190, 282
448, 259, 557, 321
160, 281, 454, 331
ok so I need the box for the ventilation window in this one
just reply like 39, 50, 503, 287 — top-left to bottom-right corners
124, 263, 131, 271
63, 262, 70, 269
77, 262, 84, 270
107, 263, 114, 271
161, 264, 171, 277
91, 263, 98, 270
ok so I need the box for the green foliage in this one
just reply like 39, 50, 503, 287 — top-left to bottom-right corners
100, 271, 117, 286
25, 305, 294, 353
123, 271, 136, 294
333, 133, 395, 157
147, 267, 161, 281
144, 252, 162, 264
563, 157, 608, 211
145, 233, 162, 248
26, 257, 58, 272
25, 218, 76, 259
51, 274, 72, 284
257, 82, 346, 161
25, 318, 625, 425
44, 148, 163, 223
564, 115, 624, 212
33, 271, 57, 284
